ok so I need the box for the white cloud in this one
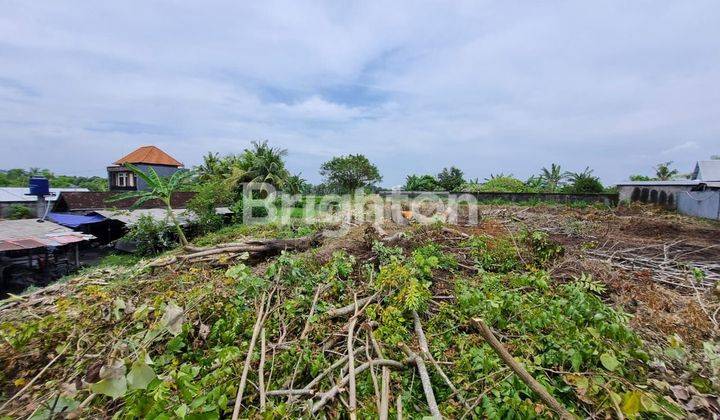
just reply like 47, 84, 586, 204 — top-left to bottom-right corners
0, 0, 719, 185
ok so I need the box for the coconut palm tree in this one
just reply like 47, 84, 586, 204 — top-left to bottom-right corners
654, 161, 679, 181
540, 163, 565, 192
109, 164, 192, 246
227, 141, 290, 193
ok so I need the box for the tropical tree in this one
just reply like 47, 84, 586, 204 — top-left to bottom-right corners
110, 164, 192, 246
284, 173, 311, 195
319, 154, 382, 193
564, 167, 604, 194
195, 152, 225, 182
437, 167, 465, 191
227, 141, 290, 193
654, 161, 678, 181
540, 163, 566, 192
404, 174, 439, 191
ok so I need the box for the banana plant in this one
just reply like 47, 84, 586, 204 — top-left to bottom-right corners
109, 164, 191, 246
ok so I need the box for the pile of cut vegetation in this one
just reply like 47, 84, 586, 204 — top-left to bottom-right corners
0, 216, 717, 418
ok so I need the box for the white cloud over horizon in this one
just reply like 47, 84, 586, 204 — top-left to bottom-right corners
1, 1, 719, 185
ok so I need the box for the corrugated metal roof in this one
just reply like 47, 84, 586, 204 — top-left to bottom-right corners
615, 180, 700, 186
693, 160, 720, 181
0, 187, 89, 203
0, 219, 94, 251
113, 146, 183, 167
93, 209, 197, 226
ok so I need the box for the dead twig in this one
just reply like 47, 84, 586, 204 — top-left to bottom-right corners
310, 359, 404, 414
259, 328, 267, 411
231, 291, 269, 420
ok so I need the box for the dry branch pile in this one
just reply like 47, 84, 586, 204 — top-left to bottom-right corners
1, 204, 719, 418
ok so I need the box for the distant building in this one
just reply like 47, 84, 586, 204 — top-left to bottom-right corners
617, 160, 720, 219
107, 145, 183, 191
0, 187, 89, 218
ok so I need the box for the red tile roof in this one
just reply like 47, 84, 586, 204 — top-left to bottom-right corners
113, 146, 183, 167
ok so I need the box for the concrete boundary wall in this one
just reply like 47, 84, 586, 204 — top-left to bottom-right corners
378, 191, 618, 205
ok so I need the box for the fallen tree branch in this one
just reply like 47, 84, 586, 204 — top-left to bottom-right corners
325, 294, 378, 319
259, 327, 267, 411
399, 343, 441, 419
311, 359, 404, 414
300, 283, 327, 340
266, 389, 315, 396
470, 318, 574, 420
231, 292, 269, 420
412, 310, 472, 411
364, 324, 390, 420
347, 294, 359, 420
152, 234, 324, 269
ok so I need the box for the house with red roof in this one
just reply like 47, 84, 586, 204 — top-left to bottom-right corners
106, 146, 184, 191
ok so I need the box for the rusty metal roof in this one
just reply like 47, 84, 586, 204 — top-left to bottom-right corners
0, 219, 94, 252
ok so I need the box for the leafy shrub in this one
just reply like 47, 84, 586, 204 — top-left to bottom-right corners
123, 214, 177, 256
479, 176, 527, 193
404, 174, 439, 191
563, 170, 605, 194
464, 234, 522, 272
6, 204, 33, 219
187, 180, 233, 233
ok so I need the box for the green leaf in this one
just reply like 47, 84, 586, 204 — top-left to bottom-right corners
127, 358, 156, 390
90, 359, 127, 399
600, 352, 620, 371
621, 391, 642, 417
174, 403, 188, 418
90, 376, 127, 399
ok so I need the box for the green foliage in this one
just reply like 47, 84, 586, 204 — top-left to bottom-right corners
452, 273, 667, 417
226, 140, 290, 192
479, 176, 527, 193
284, 173, 311, 195
563, 167, 605, 194
371, 240, 404, 265
404, 174, 439, 191
572, 273, 606, 295
110, 163, 192, 245
522, 230, 564, 265
123, 214, 177, 256
319, 154, 382, 193
5, 203, 33, 219
463, 234, 522, 273
0, 168, 107, 191
187, 179, 233, 233
655, 161, 679, 181
539, 163, 566, 192
436, 166, 465, 191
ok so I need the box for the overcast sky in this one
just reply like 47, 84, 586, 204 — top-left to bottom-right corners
1, 1, 718, 186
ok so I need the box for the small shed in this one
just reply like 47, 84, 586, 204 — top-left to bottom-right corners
0, 219, 95, 294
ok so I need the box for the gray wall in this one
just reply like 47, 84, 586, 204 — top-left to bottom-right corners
133, 165, 181, 191
677, 190, 720, 220
617, 185, 693, 209
379, 191, 619, 205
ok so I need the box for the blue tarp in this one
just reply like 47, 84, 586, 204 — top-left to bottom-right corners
48, 212, 106, 228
